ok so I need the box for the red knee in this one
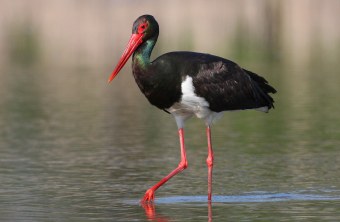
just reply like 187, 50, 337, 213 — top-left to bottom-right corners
206, 156, 214, 167
178, 160, 188, 169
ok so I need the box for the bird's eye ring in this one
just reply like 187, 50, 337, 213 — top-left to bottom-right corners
138, 22, 148, 33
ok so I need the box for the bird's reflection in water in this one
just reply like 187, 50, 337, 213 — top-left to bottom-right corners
141, 202, 169, 222
141, 201, 213, 222
208, 201, 212, 222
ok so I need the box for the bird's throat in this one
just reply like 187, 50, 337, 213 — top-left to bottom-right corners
133, 38, 156, 70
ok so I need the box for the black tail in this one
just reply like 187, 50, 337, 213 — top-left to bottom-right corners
243, 69, 277, 109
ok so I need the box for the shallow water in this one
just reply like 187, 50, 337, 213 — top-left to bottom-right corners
0, 64, 340, 221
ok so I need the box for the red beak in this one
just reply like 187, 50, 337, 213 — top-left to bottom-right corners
108, 33, 144, 83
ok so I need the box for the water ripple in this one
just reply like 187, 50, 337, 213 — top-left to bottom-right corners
127, 190, 340, 205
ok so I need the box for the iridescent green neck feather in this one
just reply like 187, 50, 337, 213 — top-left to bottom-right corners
133, 37, 157, 70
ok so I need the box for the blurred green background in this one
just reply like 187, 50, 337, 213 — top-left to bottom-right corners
0, 0, 339, 69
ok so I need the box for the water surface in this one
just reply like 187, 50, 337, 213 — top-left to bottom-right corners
0, 64, 339, 221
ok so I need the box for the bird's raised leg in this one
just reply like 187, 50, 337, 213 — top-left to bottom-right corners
141, 128, 188, 202
206, 125, 214, 202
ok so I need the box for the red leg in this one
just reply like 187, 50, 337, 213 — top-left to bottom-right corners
141, 128, 188, 202
206, 126, 214, 202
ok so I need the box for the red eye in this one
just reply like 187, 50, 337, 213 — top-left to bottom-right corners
138, 22, 148, 33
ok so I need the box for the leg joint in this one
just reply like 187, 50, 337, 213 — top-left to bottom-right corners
178, 160, 188, 169
206, 157, 214, 167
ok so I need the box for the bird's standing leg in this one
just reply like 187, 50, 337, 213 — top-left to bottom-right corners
141, 128, 188, 202
206, 125, 214, 202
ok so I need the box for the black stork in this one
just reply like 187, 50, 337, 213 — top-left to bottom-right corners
108, 15, 276, 202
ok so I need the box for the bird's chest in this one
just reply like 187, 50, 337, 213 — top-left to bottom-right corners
133, 70, 182, 109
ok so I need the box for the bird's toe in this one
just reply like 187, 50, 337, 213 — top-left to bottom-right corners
141, 189, 155, 202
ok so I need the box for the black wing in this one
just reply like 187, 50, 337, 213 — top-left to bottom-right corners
168, 52, 276, 112
149, 51, 276, 112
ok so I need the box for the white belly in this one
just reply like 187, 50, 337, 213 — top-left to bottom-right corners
166, 76, 223, 126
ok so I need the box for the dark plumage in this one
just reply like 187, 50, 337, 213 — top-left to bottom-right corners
140, 51, 276, 112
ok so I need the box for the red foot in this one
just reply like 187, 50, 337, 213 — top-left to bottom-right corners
141, 189, 155, 202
